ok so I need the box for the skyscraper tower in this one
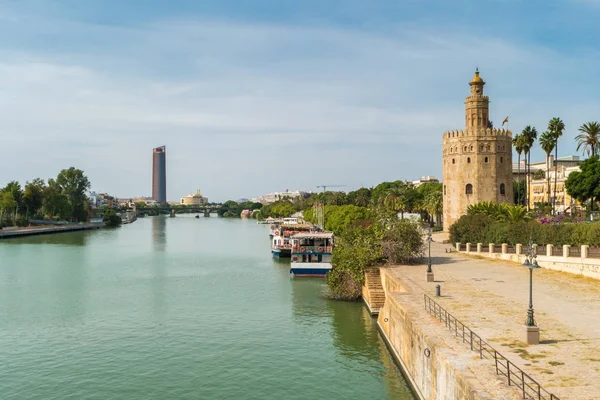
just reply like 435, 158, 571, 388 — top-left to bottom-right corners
152, 146, 167, 204
442, 70, 513, 231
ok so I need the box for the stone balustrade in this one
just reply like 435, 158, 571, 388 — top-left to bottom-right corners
453, 241, 600, 280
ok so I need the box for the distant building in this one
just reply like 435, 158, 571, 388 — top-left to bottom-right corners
89, 192, 118, 209
252, 190, 312, 205
411, 176, 440, 187
152, 146, 167, 204
524, 155, 582, 213
181, 189, 208, 205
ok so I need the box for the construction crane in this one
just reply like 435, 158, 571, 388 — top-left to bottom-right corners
316, 184, 346, 192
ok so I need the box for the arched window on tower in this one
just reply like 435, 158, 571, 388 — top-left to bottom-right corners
467, 157, 471, 163
452, 159, 455, 164
485, 157, 488, 163
500, 157, 503, 163
486, 144, 490, 151
500, 183, 506, 195
444, 185, 446, 195
466, 184, 473, 195
470, 145, 473, 151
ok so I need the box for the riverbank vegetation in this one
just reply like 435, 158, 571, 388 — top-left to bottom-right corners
327, 213, 424, 300
0, 168, 91, 227
254, 180, 443, 226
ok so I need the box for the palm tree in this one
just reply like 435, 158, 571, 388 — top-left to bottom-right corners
539, 131, 555, 206
512, 134, 525, 205
384, 187, 407, 219
576, 121, 600, 158
521, 126, 538, 210
548, 117, 565, 214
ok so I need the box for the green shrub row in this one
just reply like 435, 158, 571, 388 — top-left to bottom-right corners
449, 214, 600, 246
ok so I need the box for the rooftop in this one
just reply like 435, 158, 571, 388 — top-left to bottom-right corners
291, 232, 334, 239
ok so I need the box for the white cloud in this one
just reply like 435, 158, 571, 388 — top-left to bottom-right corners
0, 17, 599, 200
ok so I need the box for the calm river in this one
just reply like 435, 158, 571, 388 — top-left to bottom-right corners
0, 216, 414, 399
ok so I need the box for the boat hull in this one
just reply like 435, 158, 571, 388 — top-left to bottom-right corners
289, 262, 332, 277
272, 248, 291, 258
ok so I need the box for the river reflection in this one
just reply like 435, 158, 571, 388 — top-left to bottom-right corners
151, 216, 167, 252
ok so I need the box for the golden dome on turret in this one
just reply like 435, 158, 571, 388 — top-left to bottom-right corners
470, 68, 484, 85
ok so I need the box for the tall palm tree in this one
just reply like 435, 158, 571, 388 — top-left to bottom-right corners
576, 121, 600, 158
384, 187, 407, 219
548, 117, 565, 214
521, 126, 538, 210
512, 133, 525, 205
539, 131, 555, 206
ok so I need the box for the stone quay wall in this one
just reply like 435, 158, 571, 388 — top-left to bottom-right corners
364, 268, 519, 400
454, 242, 600, 280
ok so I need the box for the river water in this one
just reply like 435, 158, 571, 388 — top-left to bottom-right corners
0, 216, 414, 399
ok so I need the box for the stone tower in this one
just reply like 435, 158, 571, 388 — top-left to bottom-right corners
442, 70, 513, 231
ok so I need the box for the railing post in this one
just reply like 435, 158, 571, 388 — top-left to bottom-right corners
507, 361, 511, 385
489, 243, 495, 254
470, 331, 473, 351
516, 243, 523, 255
582, 245, 589, 259
546, 244, 553, 257
477, 243, 482, 253
563, 244, 570, 258
466, 242, 472, 252
479, 337, 483, 358
521, 371, 525, 398
494, 350, 498, 374
502, 243, 508, 254
456, 242, 461, 252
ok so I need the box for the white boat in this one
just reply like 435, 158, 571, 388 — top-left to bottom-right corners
289, 232, 334, 277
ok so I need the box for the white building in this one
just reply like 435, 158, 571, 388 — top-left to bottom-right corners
252, 190, 312, 205
180, 189, 208, 205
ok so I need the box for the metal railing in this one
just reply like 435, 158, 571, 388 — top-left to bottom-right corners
423, 295, 560, 400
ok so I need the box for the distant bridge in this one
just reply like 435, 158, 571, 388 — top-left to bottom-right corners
135, 204, 223, 216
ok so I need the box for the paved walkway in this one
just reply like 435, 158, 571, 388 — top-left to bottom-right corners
389, 234, 600, 400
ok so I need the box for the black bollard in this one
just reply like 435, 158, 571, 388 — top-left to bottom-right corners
436, 285, 441, 297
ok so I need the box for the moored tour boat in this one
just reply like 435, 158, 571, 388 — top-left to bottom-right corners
271, 223, 313, 258
289, 232, 334, 277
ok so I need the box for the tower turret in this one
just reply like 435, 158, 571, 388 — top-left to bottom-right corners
465, 69, 490, 132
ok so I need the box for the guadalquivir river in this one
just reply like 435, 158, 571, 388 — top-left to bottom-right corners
0, 216, 414, 399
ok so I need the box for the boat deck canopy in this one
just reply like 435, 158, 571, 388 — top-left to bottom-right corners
291, 232, 334, 239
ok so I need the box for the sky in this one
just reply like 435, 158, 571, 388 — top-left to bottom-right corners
1, 0, 600, 202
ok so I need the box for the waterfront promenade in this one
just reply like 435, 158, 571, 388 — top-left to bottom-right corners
0, 223, 104, 239
389, 233, 600, 399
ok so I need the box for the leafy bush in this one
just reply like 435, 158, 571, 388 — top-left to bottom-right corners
450, 215, 600, 246
449, 214, 495, 244
381, 219, 424, 264
103, 209, 122, 227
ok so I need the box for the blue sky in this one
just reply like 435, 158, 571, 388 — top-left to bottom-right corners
1, 0, 600, 202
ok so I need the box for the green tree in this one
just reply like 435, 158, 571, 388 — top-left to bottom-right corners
2, 181, 24, 210
521, 126, 538, 210
23, 178, 46, 218
548, 117, 565, 214
328, 226, 383, 300
103, 208, 122, 227
43, 179, 70, 220
56, 167, 91, 222
512, 134, 525, 205
565, 155, 600, 212
576, 121, 600, 158
346, 188, 371, 207
539, 131, 555, 206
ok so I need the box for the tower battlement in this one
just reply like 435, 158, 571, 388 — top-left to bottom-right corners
442, 128, 512, 140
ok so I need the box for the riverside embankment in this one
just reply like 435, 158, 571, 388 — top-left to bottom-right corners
0, 222, 105, 239
364, 235, 598, 400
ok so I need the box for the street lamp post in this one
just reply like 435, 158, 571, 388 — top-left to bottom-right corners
426, 227, 434, 282
522, 239, 541, 344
